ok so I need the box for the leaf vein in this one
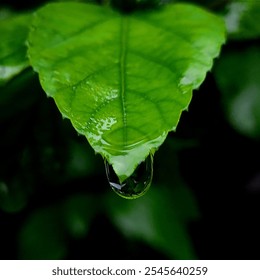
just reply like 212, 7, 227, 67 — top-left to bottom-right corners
119, 17, 129, 145
133, 17, 207, 58
130, 89, 173, 127
129, 49, 180, 79
39, 17, 112, 51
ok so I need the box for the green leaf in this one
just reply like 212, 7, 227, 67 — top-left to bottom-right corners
28, 2, 225, 181
225, 0, 260, 40
214, 47, 260, 138
0, 12, 31, 85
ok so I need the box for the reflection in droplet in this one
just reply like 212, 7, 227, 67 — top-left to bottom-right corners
105, 154, 153, 199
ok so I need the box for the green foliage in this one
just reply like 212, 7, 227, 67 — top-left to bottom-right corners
0, 12, 31, 85
106, 181, 199, 259
19, 194, 98, 259
1, 0, 259, 260
215, 47, 260, 138
27, 2, 225, 181
225, 0, 260, 40
215, 0, 260, 139
19, 206, 67, 259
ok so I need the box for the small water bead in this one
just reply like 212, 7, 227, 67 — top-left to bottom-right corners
105, 154, 153, 199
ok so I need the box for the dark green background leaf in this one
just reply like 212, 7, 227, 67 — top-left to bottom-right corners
225, 0, 260, 40
0, 12, 31, 85
214, 47, 260, 138
106, 185, 198, 259
18, 206, 67, 259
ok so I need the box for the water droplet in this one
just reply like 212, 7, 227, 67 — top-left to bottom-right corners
105, 154, 153, 199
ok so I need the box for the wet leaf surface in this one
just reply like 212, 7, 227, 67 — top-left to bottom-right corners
28, 2, 225, 181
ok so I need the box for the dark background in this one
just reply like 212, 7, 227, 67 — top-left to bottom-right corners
1, 0, 260, 260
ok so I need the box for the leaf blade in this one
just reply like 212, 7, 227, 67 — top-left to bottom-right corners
28, 3, 226, 181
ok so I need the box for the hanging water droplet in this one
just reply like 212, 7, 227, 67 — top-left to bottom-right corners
105, 154, 153, 199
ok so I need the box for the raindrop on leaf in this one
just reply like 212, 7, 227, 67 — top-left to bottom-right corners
105, 154, 153, 199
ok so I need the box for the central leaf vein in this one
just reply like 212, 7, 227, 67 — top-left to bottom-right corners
119, 16, 129, 145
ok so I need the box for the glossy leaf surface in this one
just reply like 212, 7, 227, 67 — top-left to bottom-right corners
28, 2, 225, 181
0, 12, 31, 85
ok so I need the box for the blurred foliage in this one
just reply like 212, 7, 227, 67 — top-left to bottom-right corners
0, 12, 31, 85
18, 206, 67, 259
225, 0, 260, 40
0, 0, 260, 260
214, 47, 260, 138
214, 0, 260, 138
106, 156, 199, 259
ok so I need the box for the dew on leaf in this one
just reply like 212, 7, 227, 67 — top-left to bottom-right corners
105, 154, 153, 199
